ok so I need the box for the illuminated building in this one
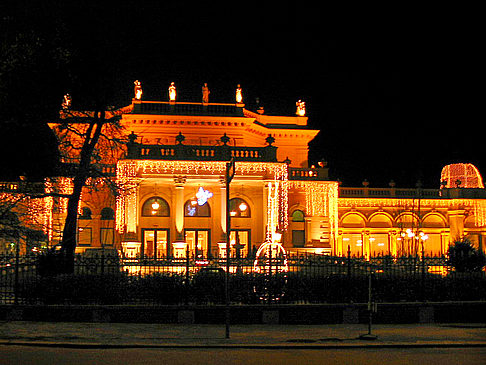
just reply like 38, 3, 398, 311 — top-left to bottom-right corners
26, 83, 486, 258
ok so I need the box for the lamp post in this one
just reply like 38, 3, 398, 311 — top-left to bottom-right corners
225, 158, 235, 339
419, 232, 429, 301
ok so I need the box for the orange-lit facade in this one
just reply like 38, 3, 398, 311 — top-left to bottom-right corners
4, 86, 485, 258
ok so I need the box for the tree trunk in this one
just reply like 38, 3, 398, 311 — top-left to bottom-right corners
59, 111, 105, 273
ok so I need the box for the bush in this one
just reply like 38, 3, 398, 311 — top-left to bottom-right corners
447, 239, 486, 272
20, 273, 129, 304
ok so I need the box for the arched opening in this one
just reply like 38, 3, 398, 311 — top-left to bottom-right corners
142, 197, 170, 217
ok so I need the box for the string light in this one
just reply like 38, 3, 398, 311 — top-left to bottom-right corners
115, 160, 289, 234
290, 181, 339, 246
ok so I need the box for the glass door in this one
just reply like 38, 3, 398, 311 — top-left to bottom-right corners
184, 229, 210, 258
230, 230, 250, 258
142, 229, 169, 258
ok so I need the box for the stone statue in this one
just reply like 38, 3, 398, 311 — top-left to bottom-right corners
296, 100, 306, 116
61, 94, 72, 110
134, 80, 143, 100
236, 84, 243, 103
168, 82, 177, 101
202, 83, 210, 103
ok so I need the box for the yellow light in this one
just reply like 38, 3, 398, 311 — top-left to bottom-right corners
239, 202, 248, 211
296, 100, 306, 116
151, 201, 160, 210
168, 82, 177, 101
236, 84, 243, 103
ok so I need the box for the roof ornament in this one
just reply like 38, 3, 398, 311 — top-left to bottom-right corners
236, 84, 243, 104
61, 93, 72, 110
168, 82, 177, 102
202, 83, 210, 103
296, 100, 306, 116
134, 80, 143, 100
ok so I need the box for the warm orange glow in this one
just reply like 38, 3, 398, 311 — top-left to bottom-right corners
134, 80, 143, 100
168, 82, 177, 101
296, 100, 306, 116
440, 163, 484, 188
236, 84, 243, 103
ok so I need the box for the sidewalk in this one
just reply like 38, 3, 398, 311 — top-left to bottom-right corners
0, 322, 485, 348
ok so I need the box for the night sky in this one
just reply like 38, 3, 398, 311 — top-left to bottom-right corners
1, 2, 483, 188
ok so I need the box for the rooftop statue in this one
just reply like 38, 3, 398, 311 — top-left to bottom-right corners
168, 82, 177, 102
296, 100, 306, 116
202, 83, 210, 103
236, 84, 243, 103
134, 80, 143, 100
61, 93, 72, 110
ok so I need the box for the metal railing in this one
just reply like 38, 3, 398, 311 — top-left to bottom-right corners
1, 253, 484, 305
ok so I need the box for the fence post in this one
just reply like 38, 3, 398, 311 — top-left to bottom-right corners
14, 237, 20, 305
185, 245, 190, 305
347, 245, 351, 279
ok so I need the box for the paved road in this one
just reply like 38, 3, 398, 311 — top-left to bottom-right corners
1, 322, 485, 347
1, 346, 485, 365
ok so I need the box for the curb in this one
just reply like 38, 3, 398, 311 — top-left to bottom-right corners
1, 341, 486, 350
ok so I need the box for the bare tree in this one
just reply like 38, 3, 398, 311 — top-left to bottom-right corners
49, 105, 127, 273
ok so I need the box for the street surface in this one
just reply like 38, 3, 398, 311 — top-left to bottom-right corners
1, 346, 485, 364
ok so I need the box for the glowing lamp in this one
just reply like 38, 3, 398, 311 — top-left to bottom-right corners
151, 201, 160, 210
272, 232, 282, 243
239, 202, 248, 211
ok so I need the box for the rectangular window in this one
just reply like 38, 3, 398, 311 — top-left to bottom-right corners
370, 234, 389, 256
142, 229, 169, 258
100, 228, 114, 246
77, 227, 92, 246
343, 234, 363, 257
230, 229, 250, 257
292, 230, 305, 247
184, 229, 210, 258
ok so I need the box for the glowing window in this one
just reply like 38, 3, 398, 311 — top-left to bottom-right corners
184, 199, 210, 217
229, 198, 251, 217
142, 197, 170, 217
291, 210, 305, 222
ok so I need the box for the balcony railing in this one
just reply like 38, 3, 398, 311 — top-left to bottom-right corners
132, 101, 244, 117
126, 142, 277, 162
289, 167, 329, 181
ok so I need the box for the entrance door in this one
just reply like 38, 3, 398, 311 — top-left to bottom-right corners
184, 229, 210, 258
142, 229, 169, 258
230, 229, 250, 258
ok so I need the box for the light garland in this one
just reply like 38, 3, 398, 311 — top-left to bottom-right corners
290, 181, 339, 245
340, 197, 486, 228
115, 159, 289, 235
440, 163, 484, 188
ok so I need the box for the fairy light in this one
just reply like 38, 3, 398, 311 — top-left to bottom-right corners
340, 197, 486, 228
115, 160, 289, 234
440, 163, 484, 189
290, 180, 339, 246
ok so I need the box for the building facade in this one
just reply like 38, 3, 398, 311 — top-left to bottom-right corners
10, 84, 485, 258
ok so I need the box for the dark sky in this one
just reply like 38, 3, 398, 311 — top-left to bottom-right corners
1, 1, 483, 188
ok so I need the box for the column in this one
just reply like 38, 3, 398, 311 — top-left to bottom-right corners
389, 230, 397, 256
448, 209, 465, 243
172, 176, 186, 257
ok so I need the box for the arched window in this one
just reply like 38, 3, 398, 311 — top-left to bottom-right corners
79, 207, 92, 219
142, 197, 170, 217
100, 207, 115, 220
292, 209, 305, 222
229, 198, 251, 217
184, 199, 210, 217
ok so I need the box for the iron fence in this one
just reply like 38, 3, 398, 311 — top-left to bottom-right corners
1, 253, 485, 305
